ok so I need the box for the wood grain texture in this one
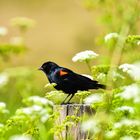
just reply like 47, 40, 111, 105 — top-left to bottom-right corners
54, 104, 94, 140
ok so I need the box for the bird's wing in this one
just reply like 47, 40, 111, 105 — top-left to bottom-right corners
54, 68, 98, 89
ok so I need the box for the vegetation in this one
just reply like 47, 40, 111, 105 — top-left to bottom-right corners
0, 0, 140, 139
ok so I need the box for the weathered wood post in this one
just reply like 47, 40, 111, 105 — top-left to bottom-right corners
54, 104, 94, 140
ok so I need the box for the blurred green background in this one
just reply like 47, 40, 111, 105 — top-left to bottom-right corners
0, 0, 140, 110
0, 0, 104, 72
0, 0, 107, 113
0, 0, 140, 139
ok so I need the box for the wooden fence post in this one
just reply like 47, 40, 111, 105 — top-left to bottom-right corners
54, 104, 94, 140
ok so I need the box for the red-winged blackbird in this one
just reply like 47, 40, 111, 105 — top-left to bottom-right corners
39, 61, 105, 104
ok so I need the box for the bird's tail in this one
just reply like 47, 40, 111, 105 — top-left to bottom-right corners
88, 82, 106, 89
95, 83, 106, 89
82, 78, 106, 90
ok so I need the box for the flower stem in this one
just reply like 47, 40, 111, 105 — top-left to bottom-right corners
107, 24, 130, 89
85, 60, 91, 73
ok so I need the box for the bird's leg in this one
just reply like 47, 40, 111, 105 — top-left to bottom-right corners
61, 94, 71, 105
65, 94, 75, 104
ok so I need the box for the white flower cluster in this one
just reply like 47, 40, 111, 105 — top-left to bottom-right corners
0, 73, 9, 87
0, 102, 6, 109
115, 106, 135, 114
112, 71, 125, 81
0, 102, 9, 114
84, 93, 103, 104
120, 136, 135, 140
116, 84, 140, 103
105, 130, 117, 139
113, 119, 140, 129
16, 105, 49, 123
0, 123, 4, 133
27, 96, 53, 106
0, 123, 4, 128
104, 32, 119, 42
137, 41, 140, 46
11, 17, 35, 29
119, 63, 140, 81
0, 26, 8, 36
16, 96, 53, 123
97, 73, 106, 81
9, 135, 32, 140
81, 119, 100, 134
10, 36, 24, 45
72, 50, 99, 62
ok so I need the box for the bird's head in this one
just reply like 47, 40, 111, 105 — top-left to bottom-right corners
39, 61, 59, 74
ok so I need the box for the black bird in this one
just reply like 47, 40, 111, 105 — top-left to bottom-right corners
39, 61, 105, 104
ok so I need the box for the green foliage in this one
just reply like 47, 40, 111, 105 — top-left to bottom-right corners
0, 96, 53, 140
0, 17, 35, 60
0, 0, 140, 139
0, 43, 26, 59
10, 17, 35, 33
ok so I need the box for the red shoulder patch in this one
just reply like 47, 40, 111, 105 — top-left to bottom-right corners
59, 70, 68, 76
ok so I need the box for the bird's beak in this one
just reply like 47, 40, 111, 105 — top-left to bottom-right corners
38, 66, 43, 70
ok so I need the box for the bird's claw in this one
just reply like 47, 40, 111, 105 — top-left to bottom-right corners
61, 102, 74, 105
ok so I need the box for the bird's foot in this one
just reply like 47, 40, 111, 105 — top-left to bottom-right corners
67, 102, 74, 104
61, 102, 66, 105
61, 102, 74, 105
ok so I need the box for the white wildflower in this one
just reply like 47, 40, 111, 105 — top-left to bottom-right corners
41, 114, 49, 123
40, 109, 50, 123
0, 123, 4, 128
112, 71, 125, 81
81, 119, 100, 133
117, 84, 140, 103
16, 107, 32, 115
31, 105, 42, 111
0, 102, 9, 114
104, 32, 119, 42
0, 102, 6, 109
119, 63, 133, 72
97, 73, 106, 80
120, 136, 135, 140
9, 135, 32, 140
105, 130, 117, 139
72, 50, 99, 62
0, 73, 9, 87
0, 26, 8, 36
11, 17, 35, 29
114, 119, 140, 129
16, 105, 43, 115
28, 96, 53, 106
119, 63, 140, 81
22, 108, 32, 115
137, 41, 140, 45
16, 105, 49, 123
10, 36, 24, 45
84, 93, 103, 104
115, 106, 135, 114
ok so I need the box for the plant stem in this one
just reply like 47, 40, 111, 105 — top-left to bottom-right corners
107, 0, 139, 89
85, 60, 91, 73
107, 24, 130, 89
